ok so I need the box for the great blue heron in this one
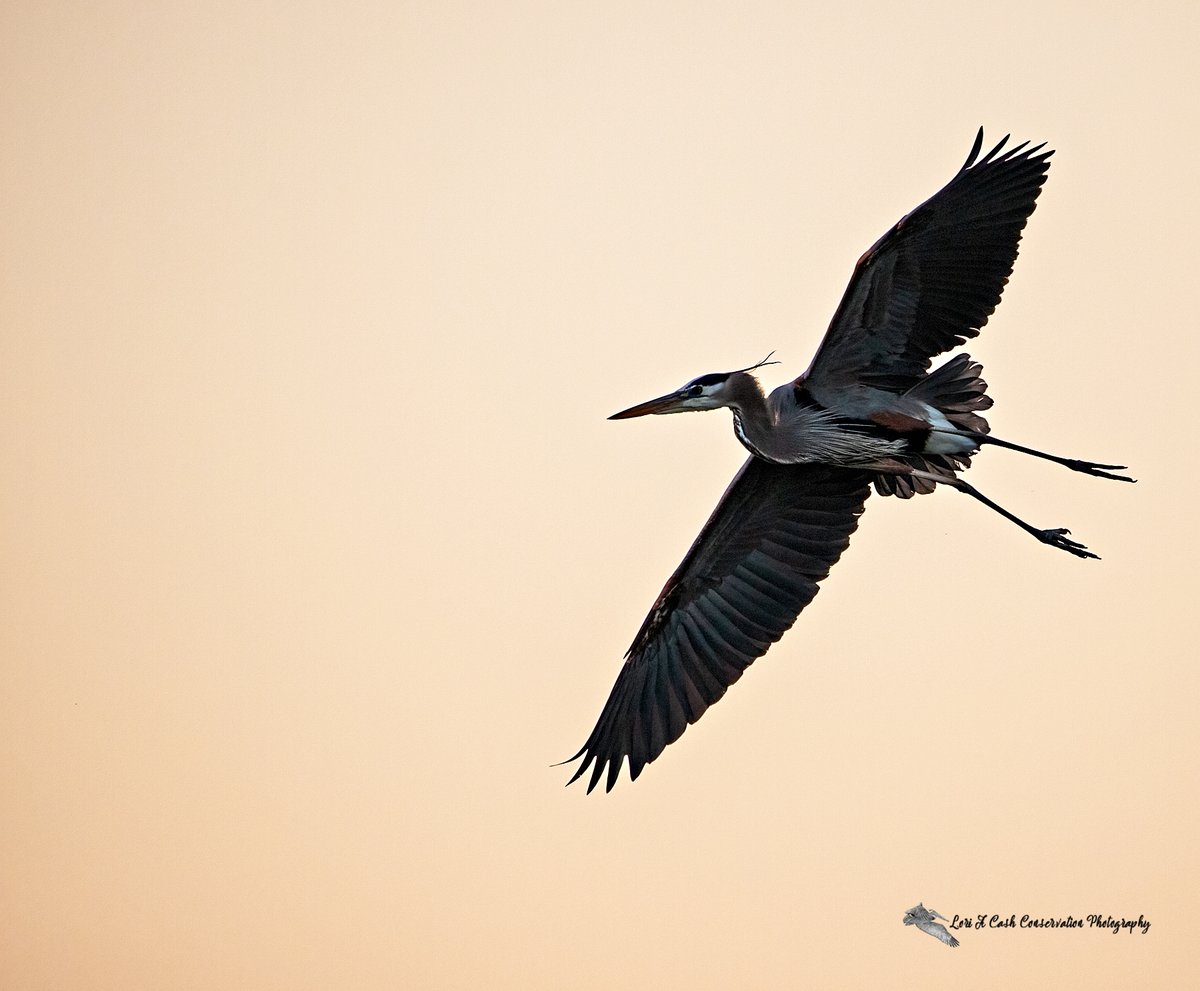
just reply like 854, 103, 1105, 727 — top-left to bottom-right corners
565, 130, 1132, 793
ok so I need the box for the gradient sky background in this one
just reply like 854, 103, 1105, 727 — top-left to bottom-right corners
3, 2, 1197, 988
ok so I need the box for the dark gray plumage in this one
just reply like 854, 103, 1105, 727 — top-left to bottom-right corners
565, 130, 1132, 793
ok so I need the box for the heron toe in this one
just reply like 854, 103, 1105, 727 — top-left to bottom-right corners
1064, 459, 1136, 482
1039, 528, 1099, 559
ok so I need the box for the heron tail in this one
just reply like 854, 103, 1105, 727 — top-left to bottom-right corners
874, 354, 992, 499
906, 352, 992, 434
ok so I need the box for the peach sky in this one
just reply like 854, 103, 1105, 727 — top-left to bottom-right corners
3, 2, 1197, 988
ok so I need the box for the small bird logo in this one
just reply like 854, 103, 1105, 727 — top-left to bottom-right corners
903, 903, 960, 947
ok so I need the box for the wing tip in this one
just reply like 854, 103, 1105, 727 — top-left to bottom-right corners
560, 743, 626, 794
962, 126, 985, 171
965, 127, 1055, 172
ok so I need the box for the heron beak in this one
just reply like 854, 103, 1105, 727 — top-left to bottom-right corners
608, 391, 688, 419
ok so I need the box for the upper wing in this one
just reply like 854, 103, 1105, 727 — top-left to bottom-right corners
804, 129, 1053, 396
566, 459, 872, 793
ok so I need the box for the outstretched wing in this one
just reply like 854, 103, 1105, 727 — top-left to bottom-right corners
566, 459, 872, 793
804, 129, 1053, 397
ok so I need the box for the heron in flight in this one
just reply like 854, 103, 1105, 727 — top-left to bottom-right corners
566, 130, 1132, 793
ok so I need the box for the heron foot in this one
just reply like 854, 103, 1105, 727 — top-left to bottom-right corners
1064, 459, 1136, 483
1038, 527, 1099, 560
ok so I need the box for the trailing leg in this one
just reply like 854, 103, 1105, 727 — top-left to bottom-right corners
960, 433, 1134, 482
908, 470, 1099, 559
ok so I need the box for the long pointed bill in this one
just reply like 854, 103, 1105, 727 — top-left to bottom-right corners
608, 391, 688, 420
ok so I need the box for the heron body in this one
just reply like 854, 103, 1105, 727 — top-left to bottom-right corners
566, 130, 1132, 793
617, 358, 985, 469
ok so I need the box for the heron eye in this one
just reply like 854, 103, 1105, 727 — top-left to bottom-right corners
686, 385, 704, 398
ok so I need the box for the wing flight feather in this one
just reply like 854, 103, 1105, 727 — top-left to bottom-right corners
566, 460, 871, 792
804, 129, 1052, 397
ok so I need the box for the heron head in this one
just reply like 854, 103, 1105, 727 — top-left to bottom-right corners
608, 354, 778, 420
608, 371, 737, 419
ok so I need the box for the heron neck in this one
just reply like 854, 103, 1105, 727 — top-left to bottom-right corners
726, 373, 776, 457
